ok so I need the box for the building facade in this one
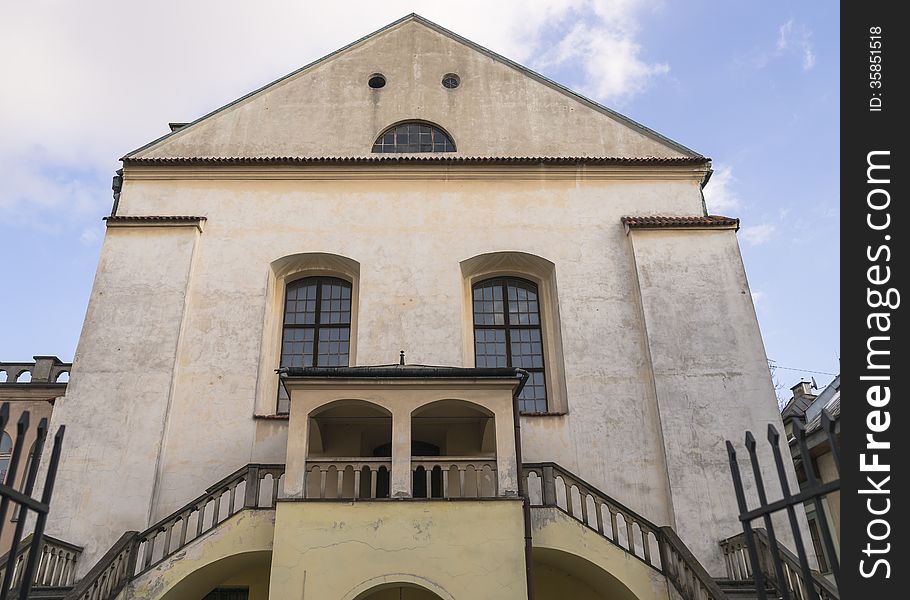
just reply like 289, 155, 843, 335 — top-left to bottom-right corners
24, 14, 809, 600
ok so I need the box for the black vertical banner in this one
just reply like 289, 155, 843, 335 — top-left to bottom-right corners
841, 2, 906, 598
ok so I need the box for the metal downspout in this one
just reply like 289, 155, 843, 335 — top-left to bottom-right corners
512, 368, 535, 600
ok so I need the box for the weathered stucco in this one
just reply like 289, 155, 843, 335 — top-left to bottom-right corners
269, 500, 528, 599
36, 13, 792, 591
531, 507, 670, 600
132, 17, 693, 160
626, 228, 809, 573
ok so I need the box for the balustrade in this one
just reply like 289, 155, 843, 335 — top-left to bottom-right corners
720, 529, 839, 600
411, 457, 497, 498
131, 464, 284, 577
304, 458, 391, 499
0, 535, 81, 592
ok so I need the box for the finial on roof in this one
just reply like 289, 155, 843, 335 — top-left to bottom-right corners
399, 350, 405, 366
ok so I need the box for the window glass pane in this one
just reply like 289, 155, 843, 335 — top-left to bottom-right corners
518, 371, 547, 413
472, 277, 547, 412
278, 277, 353, 412
372, 122, 456, 153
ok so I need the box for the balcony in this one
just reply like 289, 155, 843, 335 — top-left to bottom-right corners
278, 364, 525, 500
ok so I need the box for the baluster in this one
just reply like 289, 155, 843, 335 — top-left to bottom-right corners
180, 511, 190, 546
319, 467, 327, 499
609, 508, 619, 543
337, 468, 345, 499
641, 528, 651, 564
353, 467, 362, 499
626, 518, 636, 554
244, 466, 260, 508
594, 501, 605, 534
210, 495, 220, 529
228, 482, 236, 515
196, 500, 207, 537
564, 481, 574, 516
163, 524, 174, 559
541, 466, 556, 506
271, 473, 279, 505
459, 467, 466, 496
370, 467, 378, 498
580, 491, 589, 525
443, 467, 450, 498
142, 536, 155, 570
425, 466, 432, 498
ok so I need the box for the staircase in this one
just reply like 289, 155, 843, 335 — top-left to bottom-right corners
715, 579, 778, 599
719, 530, 839, 600
522, 463, 728, 600
12, 462, 805, 600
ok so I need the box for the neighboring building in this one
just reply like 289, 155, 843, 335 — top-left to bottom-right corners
782, 376, 841, 581
23, 14, 809, 600
0, 356, 69, 550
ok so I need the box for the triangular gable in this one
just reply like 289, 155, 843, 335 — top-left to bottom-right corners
128, 14, 701, 160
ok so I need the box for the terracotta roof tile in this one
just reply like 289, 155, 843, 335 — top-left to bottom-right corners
122, 155, 709, 166
104, 215, 206, 224
621, 215, 740, 230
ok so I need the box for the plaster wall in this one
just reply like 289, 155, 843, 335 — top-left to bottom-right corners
46, 171, 718, 569
530, 507, 671, 600
626, 228, 809, 574
125, 509, 274, 600
269, 500, 527, 600
137, 19, 688, 160
42, 225, 199, 571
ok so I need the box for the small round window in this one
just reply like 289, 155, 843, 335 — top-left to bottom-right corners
442, 73, 460, 89
368, 74, 386, 89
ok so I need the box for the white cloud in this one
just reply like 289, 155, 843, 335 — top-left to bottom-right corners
751, 290, 767, 306
534, 1, 669, 103
777, 19, 816, 71
703, 165, 740, 214
740, 223, 776, 246
0, 1, 669, 225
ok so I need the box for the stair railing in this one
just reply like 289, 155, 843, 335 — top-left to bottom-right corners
0, 534, 82, 592
63, 464, 285, 600
720, 529, 838, 600
522, 462, 727, 600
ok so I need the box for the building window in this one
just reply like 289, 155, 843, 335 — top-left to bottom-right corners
0, 432, 12, 483
372, 122, 455, 153
472, 278, 547, 413
278, 277, 352, 412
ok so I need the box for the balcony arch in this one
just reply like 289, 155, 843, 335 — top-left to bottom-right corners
411, 399, 497, 498
460, 251, 568, 414
305, 399, 392, 499
344, 575, 455, 600
255, 252, 361, 415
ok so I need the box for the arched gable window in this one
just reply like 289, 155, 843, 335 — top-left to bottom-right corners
372, 122, 455, 153
0, 432, 12, 483
278, 276, 352, 413
472, 278, 547, 413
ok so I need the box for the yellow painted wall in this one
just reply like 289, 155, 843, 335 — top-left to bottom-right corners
124, 510, 274, 600
269, 500, 527, 600
530, 507, 670, 600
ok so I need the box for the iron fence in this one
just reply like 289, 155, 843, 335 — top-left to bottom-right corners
726, 410, 839, 600
0, 403, 65, 600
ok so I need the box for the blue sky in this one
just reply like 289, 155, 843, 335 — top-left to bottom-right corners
0, 1, 839, 398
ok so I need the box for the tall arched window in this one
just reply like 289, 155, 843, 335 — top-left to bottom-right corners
278, 277, 352, 412
372, 122, 456, 153
472, 278, 547, 413
0, 432, 12, 483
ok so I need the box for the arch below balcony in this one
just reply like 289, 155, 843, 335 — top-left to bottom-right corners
344, 575, 455, 600
133, 509, 275, 600
533, 547, 646, 600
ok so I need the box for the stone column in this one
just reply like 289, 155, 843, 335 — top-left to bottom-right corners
283, 388, 310, 499
390, 408, 412, 498
494, 402, 519, 496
